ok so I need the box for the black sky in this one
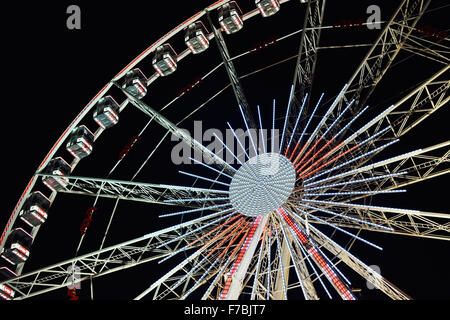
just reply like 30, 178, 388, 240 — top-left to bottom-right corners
2, 0, 449, 301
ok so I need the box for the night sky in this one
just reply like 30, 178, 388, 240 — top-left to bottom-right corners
2, 0, 449, 303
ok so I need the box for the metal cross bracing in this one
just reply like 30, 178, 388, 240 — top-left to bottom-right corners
301, 140, 450, 240
0, 0, 228, 253
288, 65, 449, 232
324, 64, 449, 182
319, 0, 440, 187
205, 11, 257, 129
0, 210, 240, 300
0, 0, 243, 257
355, 65, 449, 154
118, 84, 236, 175
333, 0, 432, 117
2, 0, 448, 301
304, 140, 450, 191
276, 215, 319, 299
310, 206, 450, 241
287, 0, 326, 135
310, 0, 433, 172
139, 215, 254, 300
295, 218, 412, 300
35, 174, 229, 207
398, 23, 450, 66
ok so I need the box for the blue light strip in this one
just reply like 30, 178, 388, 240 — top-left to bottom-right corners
156, 211, 237, 249
304, 138, 399, 183
303, 190, 406, 197
304, 171, 407, 191
239, 104, 258, 156
179, 170, 231, 187
257, 105, 267, 154
314, 245, 352, 286
189, 156, 234, 179
298, 203, 393, 231
294, 234, 333, 299
227, 122, 250, 159
322, 99, 355, 138
213, 133, 243, 165
272, 99, 276, 153
296, 93, 324, 152
333, 105, 369, 140
295, 209, 383, 251
159, 203, 232, 218
280, 85, 294, 153
286, 93, 309, 153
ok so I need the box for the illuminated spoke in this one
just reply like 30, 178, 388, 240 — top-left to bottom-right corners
179, 170, 231, 187
298, 203, 393, 231
285, 93, 308, 156
227, 122, 250, 159
295, 209, 383, 251
239, 104, 258, 156
189, 157, 234, 179
280, 85, 294, 153
158, 204, 233, 218
304, 172, 407, 192
257, 105, 267, 154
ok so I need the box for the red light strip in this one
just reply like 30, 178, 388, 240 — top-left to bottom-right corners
188, 214, 242, 248
295, 138, 334, 172
208, 220, 249, 259
218, 225, 251, 300
278, 207, 355, 300
297, 141, 344, 175
230, 216, 261, 275
219, 216, 262, 300
290, 143, 308, 164
277, 208, 308, 243
294, 138, 323, 170
300, 144, 360, 179
309, 247, 355, 300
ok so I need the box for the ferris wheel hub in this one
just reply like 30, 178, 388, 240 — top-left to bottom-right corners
229, 153, 296, 217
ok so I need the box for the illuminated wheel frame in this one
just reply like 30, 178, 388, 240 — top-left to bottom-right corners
0, 0, 449, 300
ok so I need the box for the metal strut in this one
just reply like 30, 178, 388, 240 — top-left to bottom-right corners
289, 0, 326, 119
206, 10, 257, 129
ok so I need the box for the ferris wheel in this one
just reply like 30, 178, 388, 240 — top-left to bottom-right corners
0, 0, 449, 301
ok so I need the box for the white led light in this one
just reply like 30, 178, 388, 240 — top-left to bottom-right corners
304, 138, 399, 183
229, 153, 295, 217
286, 93, 308, 152
296, 209, 383, 250
304, 171, 407, 192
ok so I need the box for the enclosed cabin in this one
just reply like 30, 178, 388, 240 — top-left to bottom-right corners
122, 68, 148, 99
19, 191, 51, 227
185, 21, 210, 54
152, 44, 177, 76
256, 0, 280, 17
0, 266, 18, 280
218, 1, 244, 34
0, 228, 33, 266
41, 157, 71, 192
66, 126, 94, 160
0, 284, 15, 300
93, 96, 120, 129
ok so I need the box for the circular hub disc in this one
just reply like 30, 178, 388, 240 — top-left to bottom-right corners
229, 153, 296, 217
